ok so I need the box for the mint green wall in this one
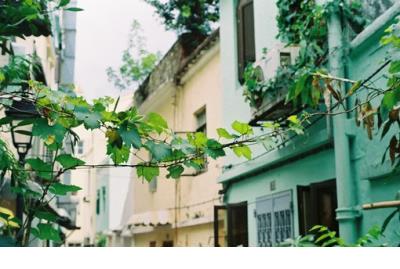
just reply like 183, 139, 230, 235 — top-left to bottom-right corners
219, 0, 400, 246
225, 148, 336, 246
347, 14, 400, 245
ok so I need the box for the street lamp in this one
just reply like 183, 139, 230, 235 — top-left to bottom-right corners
4, 98, 40, 245
5, 99, 40, 162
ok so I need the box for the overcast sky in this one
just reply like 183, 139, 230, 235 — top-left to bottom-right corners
74, 0, 176, 100
73, 0, 176, 229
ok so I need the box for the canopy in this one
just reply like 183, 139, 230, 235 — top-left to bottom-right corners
127, 210, 172, 227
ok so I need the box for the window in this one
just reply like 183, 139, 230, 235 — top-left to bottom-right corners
63, 170, 71, 186
68, 243, 82, 247
43, 146, 53, 163
162, 241, 173, 247
297, 179, 338, 236
102, 186, 106, 213
77, 141, 84, 155
195, 107, 207, 134
237, 0, 255, 83
148, 177, 157, 193
255, 191, 293, 247
96, 190, 100, 215
279, 52, 292, 68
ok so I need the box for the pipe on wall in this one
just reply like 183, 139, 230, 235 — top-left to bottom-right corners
327, 2, 360, 243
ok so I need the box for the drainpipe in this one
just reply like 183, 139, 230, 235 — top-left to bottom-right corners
327, 1, 360, 243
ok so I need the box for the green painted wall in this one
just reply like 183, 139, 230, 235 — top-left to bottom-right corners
347, 13, 400, 245
219, 0, 400, 246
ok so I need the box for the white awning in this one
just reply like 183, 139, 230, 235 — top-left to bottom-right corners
127, 210, 172, 227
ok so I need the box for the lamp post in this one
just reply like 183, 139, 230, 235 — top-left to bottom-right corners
5, 98, 40, 244
5, 99, 39, 162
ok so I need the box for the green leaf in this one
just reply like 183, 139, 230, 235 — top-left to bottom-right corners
184, 160, 203, 170
167, 165, 184, 179
321, 237, 339, 247
145, 141, 172, 161
26, 158, 53, 180
315, 231, 333, 244
171, 137, 196, 155
32, 119, 67, 146
191, 132, 207, 147
288, 115, 304, 135
181, 5, 191, 17
262, 121, 280, 130
204, 139, 225, 159
58, 0, 70, 7
34, 211, 58, 222
232, 145, 252, 160
107, 145, 130, 164
74, 106, 101, 129
382, 91, 398, 111
217, 128, 234, 139
146, 112, 168, 134
65, 7, 84, 12
55, 154, 85, 169
119, 125, 142, 149
389, 61, 400, 73
0, 117, 13, 126
348, 81, 362, 96
0, 71, 5, 82
232, 121, 253, 135
309, 225, 326, 233
33, 223, 62, 243
49, 183, 82, 196
137, 165, 160, 182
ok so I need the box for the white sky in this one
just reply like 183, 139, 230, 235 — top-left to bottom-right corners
73, 0, 176, 229
74, 0, 176, 100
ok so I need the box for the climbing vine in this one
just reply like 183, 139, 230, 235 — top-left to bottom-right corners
243, 0, 366, 109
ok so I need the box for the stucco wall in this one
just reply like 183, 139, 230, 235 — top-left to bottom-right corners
220, 0, 400, 246
130, 43, 223, 247
347, 14, 400, 244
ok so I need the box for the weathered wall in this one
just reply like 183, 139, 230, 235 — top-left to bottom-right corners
129, 41, 223, 247
348, 12, 400, 244
219, 0, 400, 246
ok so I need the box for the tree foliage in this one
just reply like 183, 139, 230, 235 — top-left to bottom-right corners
144, 0, 219, 35
106, 20, 161, 91
1, 0, 400, 247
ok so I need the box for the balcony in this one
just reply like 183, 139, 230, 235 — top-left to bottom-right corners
248, 44, 300, 125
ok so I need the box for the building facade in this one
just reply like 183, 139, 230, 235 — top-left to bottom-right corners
118, 32, 224, 247
218, 0, 400, 247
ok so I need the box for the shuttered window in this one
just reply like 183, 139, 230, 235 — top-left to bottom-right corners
237, 0, 256, 83
256, 191, 293, 247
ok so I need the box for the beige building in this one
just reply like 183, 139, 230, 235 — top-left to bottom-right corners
65, 92, 134, 247
116, 31, 225, 247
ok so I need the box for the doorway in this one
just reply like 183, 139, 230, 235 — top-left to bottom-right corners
297, 179, 338, 235
214, 202, 248, 247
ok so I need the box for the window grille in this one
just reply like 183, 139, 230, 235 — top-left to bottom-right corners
256, 190, 293, 247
